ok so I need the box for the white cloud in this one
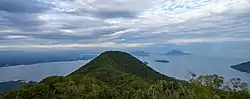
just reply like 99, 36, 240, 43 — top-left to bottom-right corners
4, 35, 29, 39
166, 37, 250, 44
0, 42, 154, 49
104, 28, 139, 36
0, 0, 250, 49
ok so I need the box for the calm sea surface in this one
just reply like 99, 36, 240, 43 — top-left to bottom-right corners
0, 55, 249, 84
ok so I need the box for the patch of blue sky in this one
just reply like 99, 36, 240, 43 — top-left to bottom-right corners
158, 0, 214, 14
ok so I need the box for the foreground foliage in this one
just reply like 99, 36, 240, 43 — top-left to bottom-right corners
2, 75, 249, 99
1, 51, 249, 99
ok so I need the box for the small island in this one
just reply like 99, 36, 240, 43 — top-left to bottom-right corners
155, 60, 170, 63
231, 61, 250, 73
162, 50, 192, 56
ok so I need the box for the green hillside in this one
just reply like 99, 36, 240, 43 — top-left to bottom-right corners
70, 51, 174, 81
1, 51, 250, 99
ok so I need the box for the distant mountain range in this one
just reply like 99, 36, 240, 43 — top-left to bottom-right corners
162, 50, 192, 56
231, 61, 250, 73
0, 50, 192, 67
131, 51, 150, 57
0, 51, 96, 67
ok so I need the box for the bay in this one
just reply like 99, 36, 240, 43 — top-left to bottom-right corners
0, 55, 249, 84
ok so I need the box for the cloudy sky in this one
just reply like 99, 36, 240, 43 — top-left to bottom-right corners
0, 0, 250, 51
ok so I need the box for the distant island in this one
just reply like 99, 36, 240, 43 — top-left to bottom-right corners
0, 51, 96, 67
155, 60, 170, 63
231, 61, 250, 73
131, 51, 150, 57
162, 50, 192, 56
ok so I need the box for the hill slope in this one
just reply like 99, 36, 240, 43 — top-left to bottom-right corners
70, 51, 173, 81
231, 61, 250, 73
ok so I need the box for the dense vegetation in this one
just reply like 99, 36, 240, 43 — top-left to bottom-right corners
1, 51, 250, 99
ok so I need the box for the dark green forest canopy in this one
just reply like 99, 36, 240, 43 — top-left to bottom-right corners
2, 51, 250, 99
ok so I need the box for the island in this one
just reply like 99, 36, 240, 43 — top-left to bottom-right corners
0, 51, 96, 67
155, 60, 170, 63
162, 50, 192, 56
231, 61, 250, 73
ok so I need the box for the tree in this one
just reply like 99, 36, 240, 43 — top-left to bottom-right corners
230, 78, 243, 92
148, 84, 164, 99
132, 89, 148, 99
196, 74, 224, 89
239, 82, 249, 92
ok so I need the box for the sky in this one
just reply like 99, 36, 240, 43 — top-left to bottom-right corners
0, 0, 250, 53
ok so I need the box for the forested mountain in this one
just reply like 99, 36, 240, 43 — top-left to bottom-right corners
1, 51, 250, 99
70, 51, 174, 81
